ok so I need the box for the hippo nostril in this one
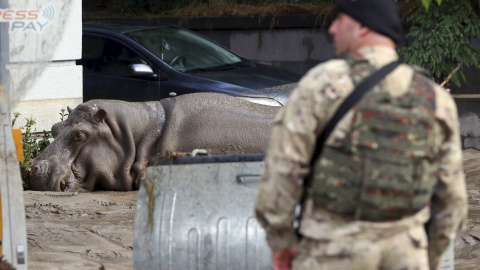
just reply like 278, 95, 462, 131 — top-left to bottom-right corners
60, 180, 66, 191
31, 166, 39, 175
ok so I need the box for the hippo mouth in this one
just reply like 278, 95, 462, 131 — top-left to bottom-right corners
62, 166, 84, 192
59, 177, 75, 192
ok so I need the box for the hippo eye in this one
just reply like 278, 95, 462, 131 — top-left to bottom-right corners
73, 131, 86, 143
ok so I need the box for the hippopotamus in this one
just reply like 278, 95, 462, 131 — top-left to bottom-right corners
29, 92, 279, 192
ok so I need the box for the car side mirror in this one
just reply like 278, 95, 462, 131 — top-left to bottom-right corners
128, 64, 161, 80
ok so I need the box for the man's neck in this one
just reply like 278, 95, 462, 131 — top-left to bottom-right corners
352, 33, 396, 52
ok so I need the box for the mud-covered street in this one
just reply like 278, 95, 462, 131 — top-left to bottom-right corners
24, 149, 480, 270
25, 191, 137, 270
454, 149, 480, 269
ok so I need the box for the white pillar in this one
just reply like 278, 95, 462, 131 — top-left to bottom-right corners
7, 0, 82, 132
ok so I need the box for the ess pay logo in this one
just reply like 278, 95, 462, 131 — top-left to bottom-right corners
0, 4, 55, 32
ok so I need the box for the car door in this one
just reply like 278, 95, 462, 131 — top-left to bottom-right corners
81, 33, 166, 102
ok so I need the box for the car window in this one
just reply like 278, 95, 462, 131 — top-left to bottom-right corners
125, 27, 242, 71
82, 34, 150, 77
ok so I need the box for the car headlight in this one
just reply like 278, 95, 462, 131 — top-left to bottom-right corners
235, 97, 283, 107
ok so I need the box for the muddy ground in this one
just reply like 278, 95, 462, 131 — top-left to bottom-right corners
455, 149, 480, 269
25, 149, 480, 270
25, 191, 137, 270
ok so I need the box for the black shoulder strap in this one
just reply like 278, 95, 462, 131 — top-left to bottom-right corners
309, 60, 399, 167
295, 60, 399, 238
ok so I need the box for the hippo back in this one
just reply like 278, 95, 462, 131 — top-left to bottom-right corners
157, 92, 279, 155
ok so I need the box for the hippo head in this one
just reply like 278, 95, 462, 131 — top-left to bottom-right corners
29, 102, 136, 192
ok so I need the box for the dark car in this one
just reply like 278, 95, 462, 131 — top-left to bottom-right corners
80, 19, 301, 106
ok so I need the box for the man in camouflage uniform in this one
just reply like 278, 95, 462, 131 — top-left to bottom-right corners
255, 0, 468, 269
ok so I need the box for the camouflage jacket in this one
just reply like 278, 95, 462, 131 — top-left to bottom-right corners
255, 46, 468, 264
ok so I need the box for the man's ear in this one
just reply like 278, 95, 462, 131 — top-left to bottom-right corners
358, 25, 371, 38
93, 109, 107, 123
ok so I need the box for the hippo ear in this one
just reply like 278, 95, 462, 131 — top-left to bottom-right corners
93, 109, 107, 123
51, 122, 62, 138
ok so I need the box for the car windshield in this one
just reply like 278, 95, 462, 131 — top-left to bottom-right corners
125, 26, 243, 72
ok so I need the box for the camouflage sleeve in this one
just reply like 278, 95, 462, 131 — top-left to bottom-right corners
428, 86, 468, 269
255, 60, 350, 251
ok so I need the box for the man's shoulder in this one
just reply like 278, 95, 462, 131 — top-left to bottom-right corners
306, 59, 350, 76
404, 65, 456, 111
299, 59, 351, 88
410, 65, 433, 79
406, 65, 450, 97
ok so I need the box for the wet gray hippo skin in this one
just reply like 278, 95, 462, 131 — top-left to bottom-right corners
29, 93, 279, 192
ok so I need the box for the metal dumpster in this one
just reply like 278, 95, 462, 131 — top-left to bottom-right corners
134, 154, 272, 270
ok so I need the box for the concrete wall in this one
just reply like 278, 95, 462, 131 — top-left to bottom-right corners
455, 99, 480, 149
153, 15, 335, 76
198, 28, 335, 76
7, 0, 82, 132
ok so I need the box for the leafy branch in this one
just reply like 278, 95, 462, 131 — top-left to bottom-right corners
399, 0, 480, 88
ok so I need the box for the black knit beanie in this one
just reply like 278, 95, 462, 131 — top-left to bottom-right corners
335, 0, 402, 44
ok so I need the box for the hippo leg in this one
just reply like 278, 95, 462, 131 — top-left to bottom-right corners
132, 161, 148, 189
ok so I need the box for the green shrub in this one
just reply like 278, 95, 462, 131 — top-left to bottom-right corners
12, 113, 51, 190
